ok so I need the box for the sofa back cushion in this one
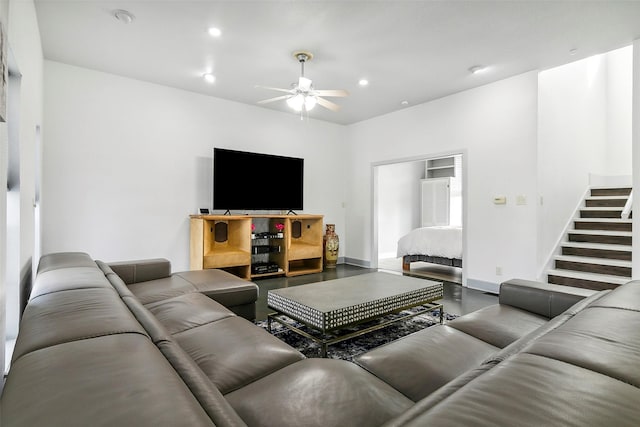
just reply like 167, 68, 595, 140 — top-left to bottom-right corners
36, 251, 98, 274
446, 304, 548, 348
520, 281, 640, 389
2, 334, 217, 427
12, 288, 148, 363
108, 258, 172, 284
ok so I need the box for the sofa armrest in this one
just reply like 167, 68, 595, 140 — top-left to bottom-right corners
499, 278, 598, 318
108, 258, 172, 284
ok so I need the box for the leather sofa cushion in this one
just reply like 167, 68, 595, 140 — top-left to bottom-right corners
30, 267, 113, 298
589, 278, 640, 311
447, 304, 548, 348
127, 274, 199, 304
522, 306, 640, 388
108, 258, 172, 284
127, 269, 258, 308
384, 353, 640, 426
155, 340, 249, 427
225, 358, 414, 427
173, 270, 258, 308
355, 325, 498, 401
36, 251, 98, 274
146, 292, 236, 334
174, 316, 304, 394
12, 288, 148, 363
1, 334, 216, 427
499, 278, 597, 318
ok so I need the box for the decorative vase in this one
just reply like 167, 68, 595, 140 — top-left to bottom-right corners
323, 224, 339, 269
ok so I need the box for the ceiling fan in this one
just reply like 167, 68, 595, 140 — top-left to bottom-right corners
256, 51, 349, 115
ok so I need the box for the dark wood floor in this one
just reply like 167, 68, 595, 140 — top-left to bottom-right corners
253, 264, 498, 321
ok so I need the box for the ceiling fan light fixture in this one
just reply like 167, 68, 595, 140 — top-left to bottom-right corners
256, 50, 348, 115
304, 95, 317, 111
286, 94, 305, 111
298, 76, 313, 91
286, 94, 317, 112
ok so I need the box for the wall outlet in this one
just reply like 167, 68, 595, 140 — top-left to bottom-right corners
495, 266, 502, 276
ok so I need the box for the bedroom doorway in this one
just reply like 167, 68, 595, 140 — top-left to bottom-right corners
372, 151, 466, 285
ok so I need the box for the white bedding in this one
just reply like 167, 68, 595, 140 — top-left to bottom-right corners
396, 226, 463, 259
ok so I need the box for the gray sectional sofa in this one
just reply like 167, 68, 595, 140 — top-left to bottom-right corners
1, 252, 639, 426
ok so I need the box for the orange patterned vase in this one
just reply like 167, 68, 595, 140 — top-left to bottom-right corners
323, 224, 339, 269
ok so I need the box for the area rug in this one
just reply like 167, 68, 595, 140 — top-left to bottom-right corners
256, 307, 458, 362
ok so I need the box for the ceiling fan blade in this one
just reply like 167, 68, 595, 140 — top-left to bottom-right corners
255, 85, 294, 94
257, 95, 291, 104
316, 96, 341, 112
313, 89, 349, 97
298, 77, 312, 91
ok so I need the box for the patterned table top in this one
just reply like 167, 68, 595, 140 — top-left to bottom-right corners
267, 272, 443, 332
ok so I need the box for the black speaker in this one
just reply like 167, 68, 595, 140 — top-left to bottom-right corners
214, 222, 228, 242
291, 220, 302, 238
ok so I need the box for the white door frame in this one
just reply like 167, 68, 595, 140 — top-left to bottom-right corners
371, 149, 468, 286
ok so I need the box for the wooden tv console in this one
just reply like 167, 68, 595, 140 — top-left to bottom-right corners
189, 214, 324, 279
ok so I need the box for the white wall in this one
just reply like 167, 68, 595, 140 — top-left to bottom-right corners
376, 160, 423, 258
346, 72, 539, 292
537, 47, 632, 274
42, 61, 348, 271
606, 46, 633, 175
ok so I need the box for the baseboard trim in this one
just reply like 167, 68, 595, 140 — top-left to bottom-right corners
343, 257, 370, 268
466, 278, 500, 295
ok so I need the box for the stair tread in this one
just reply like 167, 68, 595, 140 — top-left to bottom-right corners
561, 241, 631, 251
547, 269, 629, 285
554, 255, 632, 267
574, 218, 632, 223
586, 196, 629, 200
568, 229, 632, 237
580, 206, 623, 211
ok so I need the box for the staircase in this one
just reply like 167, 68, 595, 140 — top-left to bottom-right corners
547, 186, 632, 290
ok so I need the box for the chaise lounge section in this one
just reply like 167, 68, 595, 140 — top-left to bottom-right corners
1, 251, 639, 426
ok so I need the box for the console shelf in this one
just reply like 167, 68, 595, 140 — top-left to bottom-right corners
190, 214, 324, 279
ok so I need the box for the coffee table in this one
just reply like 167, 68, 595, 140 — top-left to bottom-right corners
267, 272, 444, 357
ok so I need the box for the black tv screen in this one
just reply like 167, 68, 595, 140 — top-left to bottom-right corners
213, 148, 304, 211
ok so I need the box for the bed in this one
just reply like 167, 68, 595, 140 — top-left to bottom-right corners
396, 225, 463, 270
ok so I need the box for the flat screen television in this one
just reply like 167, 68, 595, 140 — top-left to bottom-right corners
213, 148, 304, 211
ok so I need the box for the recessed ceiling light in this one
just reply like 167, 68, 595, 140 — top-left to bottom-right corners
113, 9, 135, 24
358, 79, 369, 86
400, 100, 409, 106
468, 65, 486, 74
203, 73, 216, 83
208, 27, 222, 37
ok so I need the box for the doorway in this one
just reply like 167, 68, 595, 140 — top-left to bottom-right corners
371, 151, 466, 285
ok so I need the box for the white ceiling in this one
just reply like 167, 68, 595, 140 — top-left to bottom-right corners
34, 1, 640, 125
